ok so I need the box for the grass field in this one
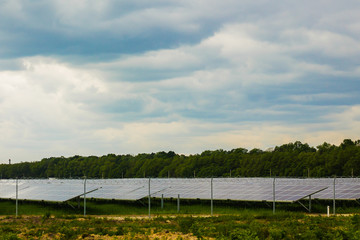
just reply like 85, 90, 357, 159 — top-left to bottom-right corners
2, 197, 360, 216
1, 211, 360, 239
1, 199, 360, 239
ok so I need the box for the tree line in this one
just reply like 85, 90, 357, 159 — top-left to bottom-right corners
1, 139, 360, 179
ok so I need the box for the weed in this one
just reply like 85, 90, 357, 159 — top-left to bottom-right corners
177, 216, 195, 234
229, 229, 259, 240
115, 226, 126, 235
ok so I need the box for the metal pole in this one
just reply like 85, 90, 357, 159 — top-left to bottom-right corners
148, 177, 151, 219
84, 176, 87, 216
16, 178, 18, 217
333, 177, 336, 215
273, 177, 276, 214
309, 195, 312, 213
211, 177, 213, 216
177, 194, 180, 213
161, 194, 164, 209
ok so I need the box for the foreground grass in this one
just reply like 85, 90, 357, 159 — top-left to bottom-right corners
1, 213, 360, 239
2, 199, 360, 239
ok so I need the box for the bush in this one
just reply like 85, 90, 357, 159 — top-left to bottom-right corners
115, 226, 125, 235
177, 217, 195, 234
229, 229, 259, 240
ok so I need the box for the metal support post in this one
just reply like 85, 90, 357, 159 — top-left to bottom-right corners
161, 194, 164, 209
309, 195, 312, 213
273, 177, 276, 214
84, 176, 87, 216
177, 194, 180, 213
211, 177, 213, 216
16, 178, 18, 217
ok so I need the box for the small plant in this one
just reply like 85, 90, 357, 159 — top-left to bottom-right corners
352, 214, 360, 227
42, 211, 51, 220
229, 229, 259, 240
177, 217, 195, 234
115, 226, 125, 235
2, 234, 21, 240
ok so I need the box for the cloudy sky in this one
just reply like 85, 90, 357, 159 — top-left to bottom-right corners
1, 0, 360, 163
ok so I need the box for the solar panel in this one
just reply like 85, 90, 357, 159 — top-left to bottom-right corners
1, 178, 359, 203
151, 178, 328, 202
86, 179, 151, 200
311, 178, 360, 200
0, 179, 99, 202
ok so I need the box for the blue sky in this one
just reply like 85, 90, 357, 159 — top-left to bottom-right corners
1, 0, 360, 163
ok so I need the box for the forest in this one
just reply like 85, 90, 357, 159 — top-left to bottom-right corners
1, 139, 359, 179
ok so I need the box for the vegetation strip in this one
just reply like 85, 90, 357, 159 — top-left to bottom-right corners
1, 213, 360, 239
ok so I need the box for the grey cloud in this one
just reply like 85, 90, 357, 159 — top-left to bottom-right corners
1, 0, 360, 163
7, 0, 360, 60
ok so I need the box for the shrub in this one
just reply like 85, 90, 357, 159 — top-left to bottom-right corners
229, 229, 259, 240
115, 226, 125, 235
177, 217, 195, 234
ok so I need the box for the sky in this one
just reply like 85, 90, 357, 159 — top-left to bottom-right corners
1, 0, 360, 163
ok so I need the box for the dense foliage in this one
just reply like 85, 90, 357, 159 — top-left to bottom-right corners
1, 139, 360, 179
2, 213, 360, 239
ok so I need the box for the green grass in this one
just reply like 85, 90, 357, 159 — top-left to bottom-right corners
1, 198, 360, 239
1, 198, 360, 217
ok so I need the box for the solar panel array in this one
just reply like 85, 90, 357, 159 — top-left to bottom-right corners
0, 178, 360, 203
86, 179, 167, 201
149, 178, 328, 202
310, 178, 360, 200
0, 179, 98, 202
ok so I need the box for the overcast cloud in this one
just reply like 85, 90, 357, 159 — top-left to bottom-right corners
1, 0, 360, 163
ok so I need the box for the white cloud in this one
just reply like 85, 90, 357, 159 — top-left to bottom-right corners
0, 55, 359, 163
328, 105, 360, 128
106, 48, 201, 70
21, 57, 106, 94
286, 93, 350, 103
1, 0, 360, 163
282, 28, 360, 58
90, 115, 360, 156
0, 0, 26, 21
0, 58, 108, 161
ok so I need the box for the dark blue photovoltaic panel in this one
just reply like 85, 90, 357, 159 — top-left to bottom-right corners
0, 179, 98, 202
1, 178, 359, 202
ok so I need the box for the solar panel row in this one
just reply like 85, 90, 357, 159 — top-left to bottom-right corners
0, 178, 359, 203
